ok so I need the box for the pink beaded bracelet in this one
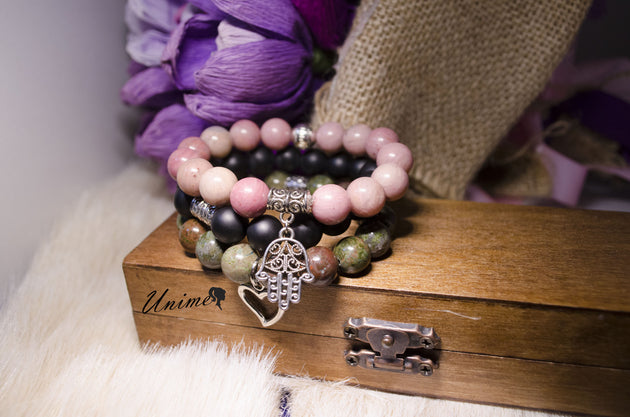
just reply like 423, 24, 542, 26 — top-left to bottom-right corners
169, 118, 412, 327
170, 118, 411, 220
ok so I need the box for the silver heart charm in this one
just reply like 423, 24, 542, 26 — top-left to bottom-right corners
237, 285, 284, 327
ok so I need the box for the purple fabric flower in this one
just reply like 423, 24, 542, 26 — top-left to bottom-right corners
161, 0, 314, 126
121, 0, 317, 181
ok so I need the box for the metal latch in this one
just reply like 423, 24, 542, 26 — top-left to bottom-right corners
343, 317, 440, 376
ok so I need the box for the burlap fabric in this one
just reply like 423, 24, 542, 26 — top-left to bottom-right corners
312, 0, 591, 199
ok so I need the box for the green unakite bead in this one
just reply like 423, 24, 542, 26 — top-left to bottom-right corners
355, 220, 391, 258
195, 231, 225, 269
179, 218, 205, 253
306, 246, 338, 286
221, 243, 259, 284
265, 170, 289, 188
307, 174, 334, 194
333, 236, 371, 275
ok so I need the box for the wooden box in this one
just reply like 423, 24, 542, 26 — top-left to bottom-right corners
123, 198, 630, 416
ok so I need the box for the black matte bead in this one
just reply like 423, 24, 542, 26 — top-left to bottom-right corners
247, 215, 282, 254
301, 149, 327, 176
249, 146, 275, 178
348, 157, 369, 179
292, 213, 323, 248
210, 206, 249, 245
174, 187, 194, 218
222, 150, 249, 179
358, 160, 377, 178
321, 216, 352, 236
275, 147, 301, 174
327, 152, 351, 178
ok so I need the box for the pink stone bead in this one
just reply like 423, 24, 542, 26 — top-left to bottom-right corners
365, 127, 399, 159
167, 147, 199, 180
230, 177, 269, 218
315, 122, 344, 154
230, 119, 260, 151
260, 118, 292, 150
199, 167, 238, 206
178, 136, 210, 160
176, 158, 212, 196
343, 124, 371, 156
371, 163, 409, 201
376, 142, 414, 172
312, 184, 351, 225
346, 177, 386, 218
201, 126, 233, 158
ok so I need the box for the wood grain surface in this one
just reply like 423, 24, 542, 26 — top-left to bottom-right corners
124, 264, 630, 369
134, 313, 630, 417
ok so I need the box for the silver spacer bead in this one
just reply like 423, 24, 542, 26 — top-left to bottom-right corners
190, 197, 217, 227
266, 188, 312, 214
292, 124, 314, 150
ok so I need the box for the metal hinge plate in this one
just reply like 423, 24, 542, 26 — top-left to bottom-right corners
343, 317, 440, 376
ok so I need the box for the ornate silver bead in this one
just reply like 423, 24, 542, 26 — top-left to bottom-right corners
266, 188, 312, 214
292, 124, 314, 150
190, 197, 216, 227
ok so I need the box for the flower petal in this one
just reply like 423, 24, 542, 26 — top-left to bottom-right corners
121, 67, 181, 108
161, 14, 220, 90
184, 66, 312, 126
126, 29, 170, 67
135, 104, 208, 160
126, 0, 186, 33
127, 60, 147, 76
187, 0, 228, 20
211, 0, 311, 47
215, 20, 266, 51
195, 39, 310, 103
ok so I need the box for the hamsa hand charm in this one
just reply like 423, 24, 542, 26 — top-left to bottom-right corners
254, 235, 314, 311
239, 189, 314, 326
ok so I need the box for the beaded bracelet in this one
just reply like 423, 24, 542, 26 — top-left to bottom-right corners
169, 118, 412, 326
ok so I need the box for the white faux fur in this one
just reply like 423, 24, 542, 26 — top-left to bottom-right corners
0, 161, 567, 417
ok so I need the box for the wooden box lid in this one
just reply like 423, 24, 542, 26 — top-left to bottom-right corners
123, 197, 630, 416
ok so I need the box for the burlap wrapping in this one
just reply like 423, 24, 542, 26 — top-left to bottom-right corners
312, 0, 591, 199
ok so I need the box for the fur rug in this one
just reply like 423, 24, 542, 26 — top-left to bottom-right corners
0, 161, 567, 417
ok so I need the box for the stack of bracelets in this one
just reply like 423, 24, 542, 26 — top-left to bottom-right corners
168, 118, 412, 324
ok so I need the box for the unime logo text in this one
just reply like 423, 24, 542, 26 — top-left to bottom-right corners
142, 287, 226, 313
